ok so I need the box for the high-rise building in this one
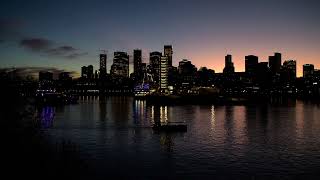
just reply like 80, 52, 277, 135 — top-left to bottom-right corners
133, 49, 142, 75
303, 64, 314, 78
110, 51, 129, 77
81, 65, 93, 79
94, 70, 99, 79
99, 54, 107, 77
160, 56, 168, 90
283, 60, 296, 82
150, 51, 162, 84
164, 45, 173, 67
81, 66, 88, 78
178, 59, 197, 74
87, 65, 94, 79
257, 62, 271, 85
269, 52, 282, 74
178, 59, 197, 85
245, 55, 258, 75
314, 69, 320, 81
223, 54, 235, 74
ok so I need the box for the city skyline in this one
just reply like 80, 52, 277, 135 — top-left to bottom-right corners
0, 48, 315, 79
1, 0, 320, 77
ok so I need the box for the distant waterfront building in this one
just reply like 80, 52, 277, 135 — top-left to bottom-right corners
223, 54, 235, 74
81, 65, 93, 79
133, 49, 142, 76
303, 64, 314, 78
197, 67, 215, 87
110, 51, 129, 77
150, 51, 162, 84
245, 55, 259, 75
269, 52, 282, 74
178, 59, 197, 85
87, 65, 94, 79
314, 69, 320, 81
257, 62, 271, 85
100, 54, 107, 77
283, 60, 296, 82
58, 72, 71, 81
81, 66, 88, 78
94, 70, 99, 79
160, 56, 169, 90
178, 59, 197, 74
164, 45, 173, 67
39, 71, 53, 81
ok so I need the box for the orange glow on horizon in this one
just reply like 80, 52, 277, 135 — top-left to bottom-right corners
180, 51, 318, 78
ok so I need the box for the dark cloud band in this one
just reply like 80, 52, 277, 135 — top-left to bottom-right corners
19, 37, 88, 59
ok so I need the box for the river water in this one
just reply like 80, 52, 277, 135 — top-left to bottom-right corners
36, 96, 320, 179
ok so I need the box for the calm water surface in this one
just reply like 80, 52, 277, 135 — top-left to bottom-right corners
37, 96, 320, 178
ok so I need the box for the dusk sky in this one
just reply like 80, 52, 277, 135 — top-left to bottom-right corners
1, 0, 320, 77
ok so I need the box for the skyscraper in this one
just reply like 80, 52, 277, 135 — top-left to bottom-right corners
223, 54, 235, 74
303, 64, 314, 78
269, 52, 282, 74
133, 49, 142, 75
178, 59, 197, 74
245, 55, 259, 75
164, 45, 173, 67
110, 51, 129, 77
257, 62, 271, 86
160, 56, 168, 90
100, 54, 107, 77
81, 66, 88, 78
178, 59, 197, 85
87, 65, 94, 79
283, 60, 296, 82
150, 51, 162, 84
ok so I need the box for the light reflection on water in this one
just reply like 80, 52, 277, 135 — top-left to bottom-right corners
36, 106, 55, 128
39, 96, 320, 178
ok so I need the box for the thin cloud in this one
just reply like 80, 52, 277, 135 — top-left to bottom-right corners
46, 45, 77, 56
20, 38, 53, 51
19, 37, 88, 59
65, 52, 89, 59
0, 67, 78, 79
0, 19, 88, 60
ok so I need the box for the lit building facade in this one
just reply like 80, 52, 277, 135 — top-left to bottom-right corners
283, 60, 296, 82
303, 64, 314, 78
178, 59, 197, 86
160, 56, 168, 90
81, 66, 87, 78
99, 54, 107, 77
150, 51, 162, 84
133, 49, 142, 75
110, 51, 129, 77
164, 45, 173, 67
